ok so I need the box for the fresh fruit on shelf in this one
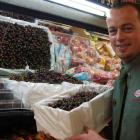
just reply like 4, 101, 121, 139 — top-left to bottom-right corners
0, 21, 51, 69
10, 68, 83, 84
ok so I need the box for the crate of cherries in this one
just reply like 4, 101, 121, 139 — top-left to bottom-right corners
33, 85, 112, 140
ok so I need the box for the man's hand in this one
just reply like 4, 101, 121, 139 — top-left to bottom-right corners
65, 129, 106, 140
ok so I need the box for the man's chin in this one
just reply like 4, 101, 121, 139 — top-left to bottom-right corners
119, 55, 134, 63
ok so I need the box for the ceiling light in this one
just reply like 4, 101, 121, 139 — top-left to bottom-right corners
46, 0, 110, 17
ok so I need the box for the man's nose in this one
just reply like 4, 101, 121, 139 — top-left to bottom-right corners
116, 30, 125, 42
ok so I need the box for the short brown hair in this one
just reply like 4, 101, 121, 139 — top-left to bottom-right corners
112, 1, 140, 19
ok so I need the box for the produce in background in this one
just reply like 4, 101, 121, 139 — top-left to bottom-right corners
51, 29, 120, 85
90, 33, 115, 58
48, 91, 98, 111
95, 42, 114, 57
66, 65, 118, 85
90, 68, 117, 85
70, 36, 96, 66
90, 35, 120, 80
52, 31, 97, 73
104, 56, 121, 71
10, 68, 83, 84
0, 21, 51, 69
95, 56, 121, 72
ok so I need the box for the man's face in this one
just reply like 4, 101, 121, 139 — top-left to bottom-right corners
106, 6, 140, 63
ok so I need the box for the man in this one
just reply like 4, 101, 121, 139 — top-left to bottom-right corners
65, 1, 140, 140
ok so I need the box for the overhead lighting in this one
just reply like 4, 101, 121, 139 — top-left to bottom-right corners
46, 0, 110, 17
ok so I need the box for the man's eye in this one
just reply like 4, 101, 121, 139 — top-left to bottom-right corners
123, 27, 133, 32
108, 29, 117, 35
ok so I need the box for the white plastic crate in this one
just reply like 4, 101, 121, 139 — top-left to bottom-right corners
33, 84, 113, 140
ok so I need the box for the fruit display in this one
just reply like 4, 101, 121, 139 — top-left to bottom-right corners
52, 32, 96, 73
50, 30, 120, 85
0, 10, 35, 22
33, 85, 112, 140
10, 68, 83, 84
70, 37, 96, 66
48, 91, 98, 111
0, 21, 51, 69
95, 41, 115, 57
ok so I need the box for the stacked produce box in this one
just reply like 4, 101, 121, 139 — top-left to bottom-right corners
0, 19, 51, 69
33, 84, 113, 139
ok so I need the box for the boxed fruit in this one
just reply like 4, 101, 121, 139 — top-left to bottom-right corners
33, 84, 113, 140
0, 15, 52, 70
3, 78, 83, 108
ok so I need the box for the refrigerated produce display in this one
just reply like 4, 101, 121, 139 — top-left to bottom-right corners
49, 30, 120, 85
0, 14, 120, 85
0, 1, 117, 139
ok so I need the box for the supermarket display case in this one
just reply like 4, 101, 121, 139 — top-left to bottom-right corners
0, 0, 115, 139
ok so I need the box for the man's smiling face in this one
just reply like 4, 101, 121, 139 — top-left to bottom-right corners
106, 6, 140, 63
